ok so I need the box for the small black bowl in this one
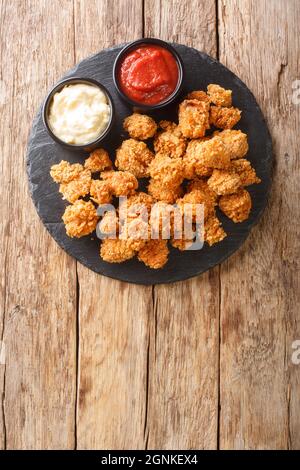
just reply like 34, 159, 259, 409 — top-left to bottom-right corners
43, 77, 114, 152
113, 38, 184, 111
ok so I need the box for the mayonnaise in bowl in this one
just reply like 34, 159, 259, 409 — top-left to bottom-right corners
47, 82, 111, 145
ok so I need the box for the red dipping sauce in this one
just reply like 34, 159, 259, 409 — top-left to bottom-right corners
117, 44, 179, 105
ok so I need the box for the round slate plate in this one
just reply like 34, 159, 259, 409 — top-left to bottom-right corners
27, 43, 272, 285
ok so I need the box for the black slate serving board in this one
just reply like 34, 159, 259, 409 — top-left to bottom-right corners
27, 43, 272, 285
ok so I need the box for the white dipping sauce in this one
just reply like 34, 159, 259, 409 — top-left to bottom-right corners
48, 83, 111, 145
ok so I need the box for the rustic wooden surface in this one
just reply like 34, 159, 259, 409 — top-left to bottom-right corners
0, 0, 299, 450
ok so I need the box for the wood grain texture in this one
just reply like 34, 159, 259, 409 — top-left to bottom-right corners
0, 0, 77, 449
218, 0, 300, 450
144, 0, 219, 450
74, 0, 152, 450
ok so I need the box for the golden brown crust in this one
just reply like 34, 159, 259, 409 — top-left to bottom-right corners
207, 169, 241, 195
90, 179, 112, 205
59, 169, 91, 203
50, 160, 84, 183
219, 188, 252, 222
176, 188, 215, 222
149, 154, 184, 187
154, 122, 187, 158
115, 139, 154, 177
62, 200, 98, 238
179, 99, 210, 138
138, 239, 169, 269
148, 179, 183, 204
230, 159, 261, 186
101, 170, 138, 196
100, 238, 136, 263
185, 90, 210, 103
207, 84, 232, 107
204, 215, 227, 245
210, 106, 241, 129
123, 113, 157, 140
213, 129, 248, 159
184, 137, 231, 174
84, 148, 113, 173
186, 178, 218, 205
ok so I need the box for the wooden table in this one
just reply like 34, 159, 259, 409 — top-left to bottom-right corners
0, 0, 299, 450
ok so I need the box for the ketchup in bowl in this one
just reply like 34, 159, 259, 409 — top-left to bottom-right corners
117, 44, 180, 106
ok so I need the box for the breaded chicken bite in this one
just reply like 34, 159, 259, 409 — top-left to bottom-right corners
183, 155, 213, 179
101, 170, 138, 196
84, 148, 112, 173
90, 180, 112, 205
204, 215, 227, 246
98, 210, 119, 238
170, 237, 194, 251
207, 169, 241, 195
123, 113, 157, 140
115, 138, 154, 178
176, 188, 215, 222
50, 160, 83, 183
149, 153, 184, 187
185, 90, 210, 103
187, 178, 218, 205
214, 129, 248, 159
210, 106, 241, 129
138, 239, 169, 269
231, 159, 261, 186
100, 238, 136, 263
148, 179, 183, 204
59, 169, 91, 203
62, 200, 98, 238
154, 121, 187, 158
121, 192, 154, 217
219, 188, 252, 222
185, 136, 231, 172
179, 99, 210, 138
207, 84, 232, 107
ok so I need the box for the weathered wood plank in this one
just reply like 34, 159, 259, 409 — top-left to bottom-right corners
144, 0, 219, 450
219, 0, 300, 449
74, 0, 152, 450
0, 0, 77, 449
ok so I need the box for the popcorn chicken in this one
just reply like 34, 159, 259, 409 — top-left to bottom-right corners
84, 148, 113, 173
98, 210, 118, 238
184, 136, 231, 175
207, 169, 241, 195
185, 90, 210, 103
100, 238, 136, 263
219, 188, 252, 222
214, 129, 248, 159
90, 180, 112, 205
115, 138, 154, 177
207, 84, 232, 107
179, 99, 210, 138
62, 200, 98, 238
187, 178, 218, 206
176, 188, 215, 222
50, 160, 83, 183
148, 178, 183, 204
138, 239, 169, 269
210, 106, 241, 129
149, 153, 184, 187
231, 159, 261, 186
170, 237, 194, 251
204, 215, 227, 245
59, 169, 91, 203
154, 121, 187, 158
101, 170, 138, 196
123, 113, 157, 140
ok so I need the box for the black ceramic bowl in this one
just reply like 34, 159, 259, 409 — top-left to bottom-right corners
113, 38, 184, 111
42, 77, 114, 152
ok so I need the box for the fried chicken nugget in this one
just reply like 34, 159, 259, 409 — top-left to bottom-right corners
123, 113, 157, 140
115, 138, 154, 177
98, 210, 118, 238
219, 188, 252, 222
230, 159, 261, 186
214, 129, 248, 159
90, 180, 112, 205
100, 238, 136, 263
170, 237, 194, 251
84, 148, 113, 173
207, 84, 232, 107
154, 121, 187, 158
121, 192, 154, 217
185, 90, 210, 103
101, 170, 138, 196
138, 239, 169, 269
148, 179, 183, 204
210, 105, 241, 129
50, 160, 83, 183
184, 136, 231, 177
59, 169, 91, 203
207, 169, 241, 195
179, 99, 210, 138
149, 153, 184, 187
176, 188, 215, 222
204, 215, 227, 246
62, 200, 98, 238
187, 178, 218, 205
